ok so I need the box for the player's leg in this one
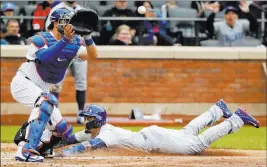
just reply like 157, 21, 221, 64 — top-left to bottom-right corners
10, 72, 43, 108
50, 83, 62, 99
182, 99, 232, 136
46, 107, 73, 141
40, 107, 73, 157
16, 92, 58, 162
11, 73, 57, 162
197, 108, 260, 151
70, 59, 88, 123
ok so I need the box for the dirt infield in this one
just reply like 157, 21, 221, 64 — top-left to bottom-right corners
1, 143, 266, 167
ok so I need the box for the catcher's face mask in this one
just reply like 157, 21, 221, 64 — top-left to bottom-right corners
57, 11, 74, 34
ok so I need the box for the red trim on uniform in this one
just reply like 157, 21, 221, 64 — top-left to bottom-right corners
62, 125, 71, 139
38, 33, 48, 46
80, 39, 85, 46
55, 118, 63, 132
37, 142, 44, 149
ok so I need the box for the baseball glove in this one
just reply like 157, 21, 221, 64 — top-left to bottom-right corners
69, 9, 99, 35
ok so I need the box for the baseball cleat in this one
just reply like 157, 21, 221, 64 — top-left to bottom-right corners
15, 141, 44, 162
216, 99, 233, 118
235, 108, 260, 128
77, 110, 85, 124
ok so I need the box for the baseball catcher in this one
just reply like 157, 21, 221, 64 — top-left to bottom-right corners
47, 2, 99, 124
11, 7, 98, 162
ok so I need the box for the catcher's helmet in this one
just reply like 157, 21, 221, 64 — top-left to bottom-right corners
80, 104, 107, 130
49, 7, 74, 34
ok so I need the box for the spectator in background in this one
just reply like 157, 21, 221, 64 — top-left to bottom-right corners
99, 0, 137, 45
1, 2, 15, 28
217, 0, 254, 18
4, 19, 25, 45
191, 1, 219, 33
1, 2, 29, 38
108, 24, 133, 45
0, 27, 8, 45
136, 1, 175, 46
161, 0, 178, 19
191, 1, 215, 17
1, 2, 15, 16
32, 1, 53, 32
206, 1, 259, 46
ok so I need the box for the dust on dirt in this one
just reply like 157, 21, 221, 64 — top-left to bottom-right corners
1, 143, 266, 167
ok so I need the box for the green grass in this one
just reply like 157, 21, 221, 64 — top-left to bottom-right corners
1, 125, 266, 150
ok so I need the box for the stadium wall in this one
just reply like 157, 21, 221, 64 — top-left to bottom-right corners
1, 46, 266, 116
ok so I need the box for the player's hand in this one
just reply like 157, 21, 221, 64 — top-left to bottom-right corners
60, 143, 86, 156
239, 0, 249, 13
64, 24, 75, 41
211, 4, 220, 14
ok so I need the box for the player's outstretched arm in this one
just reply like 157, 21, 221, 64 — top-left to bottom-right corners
57, 138, 106, 157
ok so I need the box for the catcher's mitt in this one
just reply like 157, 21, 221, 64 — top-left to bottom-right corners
69, 9, 99, 35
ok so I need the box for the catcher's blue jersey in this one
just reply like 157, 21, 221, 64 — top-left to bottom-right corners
29, 32, 83, 84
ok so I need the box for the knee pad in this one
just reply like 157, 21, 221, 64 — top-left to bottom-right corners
55, 119, 73, 140
38, 92, 58, 122
39, 101, 54, 122
25, 92, 57, 151
41, 92, 58, 106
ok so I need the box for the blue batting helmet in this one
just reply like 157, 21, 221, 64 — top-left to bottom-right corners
80, 104, 107, 130
49, 7, 74, 33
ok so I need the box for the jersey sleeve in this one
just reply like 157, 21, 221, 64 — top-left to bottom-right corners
25, 43, 47, 60
96, 129, 117, 147
74, 130, 91, 142
76, 45, 87, 58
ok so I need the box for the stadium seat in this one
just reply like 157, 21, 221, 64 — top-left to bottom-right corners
201, 38, 262, 47
177, 0, 192, 8
151, 1, 165, 8
200, 40, 220, 47
95, 5, 113, 16
24, 5, 37, 16
106, 1, 135, 8
14, 5, 21, 16
215, 11, 225, 19
167, 7, 197, 35
232, 38, 262, 47
152, 8, 161, 15
77, 1, 97, 10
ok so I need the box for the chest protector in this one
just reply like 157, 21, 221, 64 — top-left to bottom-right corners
30, 32, 82, 84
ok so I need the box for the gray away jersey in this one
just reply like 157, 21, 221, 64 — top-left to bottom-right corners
214, 20, 250, 46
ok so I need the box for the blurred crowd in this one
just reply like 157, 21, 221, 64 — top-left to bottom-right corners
1, 0, 267, 46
